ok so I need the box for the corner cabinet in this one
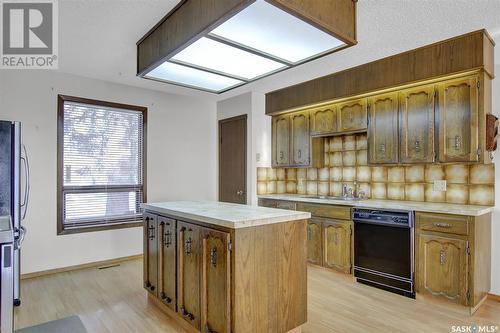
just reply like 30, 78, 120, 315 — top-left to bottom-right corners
368, 93, 399, 164
437, 76, 479, 163
415, 212, 491, 313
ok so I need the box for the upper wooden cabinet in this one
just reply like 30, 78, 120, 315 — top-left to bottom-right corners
338, 98, 368, 132
310, 105, 337, 136
399, 86, 436, 163
437, 76, 479, 163
272, 115, 290, 167
290, 112, 310, 166
368, 93, 399, 164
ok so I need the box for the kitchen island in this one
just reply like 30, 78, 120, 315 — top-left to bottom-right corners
142, 201, 311, 333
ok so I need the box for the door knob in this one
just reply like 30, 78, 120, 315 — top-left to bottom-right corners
237, 190, 244, 196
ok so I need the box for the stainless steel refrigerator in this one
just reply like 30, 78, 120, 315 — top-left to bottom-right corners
0, 121, 29, 309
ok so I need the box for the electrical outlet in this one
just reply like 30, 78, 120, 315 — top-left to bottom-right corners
256, 153, 261, 162
433, 180, 447, 192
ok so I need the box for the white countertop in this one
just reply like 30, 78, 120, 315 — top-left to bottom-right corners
142, 201, 311, 229
258, 194, 494, 217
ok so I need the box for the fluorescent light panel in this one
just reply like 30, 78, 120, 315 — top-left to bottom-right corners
172, 37, 286, 80
145, 61, 243, 92
210, 0, 346, 64
143, 0, 347, 93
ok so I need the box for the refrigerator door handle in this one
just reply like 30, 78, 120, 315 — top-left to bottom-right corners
20, 144, 30, 221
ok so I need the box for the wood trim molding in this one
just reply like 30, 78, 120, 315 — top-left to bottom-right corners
489, 293, 500, 302
266, 29, 495, 114
21, 254, 143, 280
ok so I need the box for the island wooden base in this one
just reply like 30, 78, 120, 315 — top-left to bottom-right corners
144, 208, 308, 333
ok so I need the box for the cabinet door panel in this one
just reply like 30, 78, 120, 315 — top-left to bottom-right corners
438, 76, 479, 162
338, 98, 367, 132
368, 93, 399, 164
311, 106, 337, 135
399, 86, 435, 163
323, 220, 351, 273
178, 221, 201, 329
159, 217, 176, 310
290, 112, 310, 166
272, 115, 290, 167
144, 213, 158, 296
201, 229, 231, 333
417, 234, 468, 305
307, 220, 322, 265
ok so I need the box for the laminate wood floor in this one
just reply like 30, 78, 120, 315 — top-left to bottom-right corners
15, 259, 500, 333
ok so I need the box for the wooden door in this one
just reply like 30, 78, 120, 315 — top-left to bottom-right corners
417, 233, 468, 305
338, 98, 367, 132
159, 216, 176, 310
323, 220, 351, 274
438, 76, 479, 162
368, 93, 399, 164
219, 115, 247, 204
307, 219, 322, 265
144, 213, 158, 296
399, 85, 436, 163
290, 111, 310, 166
201, 229, 231, 333
178, 221, 202, 329
310, 105, 337, 136
272, 115, 290, 167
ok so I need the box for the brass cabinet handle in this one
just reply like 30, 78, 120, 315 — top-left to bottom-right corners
298, 149, 302, 159
185, 237, 192, 256
164, 229, 172, 248
379, 143, 386, 153
415, 140, 421, 152
439, 249, 446, 265
433, 222, 452, 228
160, 292, 172, 304
279, 151, 284, 160
181, 307, 194, 321
210, 247, 218, 267
454, 135, 462, 150
307, 227, 312, 241
148, 225, 155, 240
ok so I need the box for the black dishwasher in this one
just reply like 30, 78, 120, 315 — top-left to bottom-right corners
353, 209, 415, 298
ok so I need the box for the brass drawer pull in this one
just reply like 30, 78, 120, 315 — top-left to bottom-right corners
164, 230, 172, 248
185, 237, 192, 255
439, 249, 446, 265
210, 247, 218, 267
160, 292, 172, 304
433, 222, 452, 228
148, 225, 155, 240
181, 307, 194, 321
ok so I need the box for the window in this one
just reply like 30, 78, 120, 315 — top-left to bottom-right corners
57, 95, 146, 234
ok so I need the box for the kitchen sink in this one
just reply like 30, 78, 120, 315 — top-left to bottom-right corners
300, 195, 365, 201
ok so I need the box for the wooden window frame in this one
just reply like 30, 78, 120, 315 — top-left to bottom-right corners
57, 95, 148, 235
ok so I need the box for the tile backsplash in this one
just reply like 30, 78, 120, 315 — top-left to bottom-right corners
257, 134, 495, 206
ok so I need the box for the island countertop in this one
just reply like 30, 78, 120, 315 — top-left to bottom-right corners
142, 201, 311, 229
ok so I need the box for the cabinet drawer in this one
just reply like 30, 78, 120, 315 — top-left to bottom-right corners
276, 201, 296, 210
258, 199, 277, 208
416, 212, 470, 236
297, 203, 351, 220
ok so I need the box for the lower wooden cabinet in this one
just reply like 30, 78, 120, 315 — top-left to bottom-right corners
307, 219, 323, 265
323, 220, 352, 274
158, 216, 176, 310
144, 213, 159, 296
415, 212, 491, 311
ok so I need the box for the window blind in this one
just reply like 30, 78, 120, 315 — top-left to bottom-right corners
61, 101, 144, 228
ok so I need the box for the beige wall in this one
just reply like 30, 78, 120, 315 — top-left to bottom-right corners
0, 70, 217, 274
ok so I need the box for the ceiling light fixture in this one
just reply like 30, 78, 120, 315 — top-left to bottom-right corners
137, 0, 357, 94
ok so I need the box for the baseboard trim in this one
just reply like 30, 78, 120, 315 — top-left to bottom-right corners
21, 254, 143, 280
489, 293, 500, 302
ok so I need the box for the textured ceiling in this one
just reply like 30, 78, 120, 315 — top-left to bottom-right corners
57, 0, 500, 102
